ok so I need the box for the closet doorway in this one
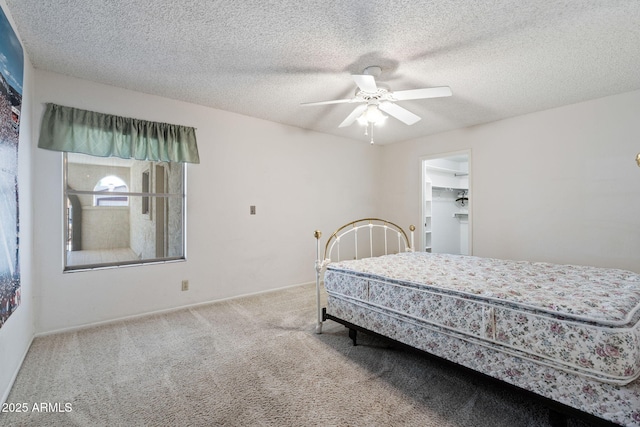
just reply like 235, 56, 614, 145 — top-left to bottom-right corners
421, 151, 472, 255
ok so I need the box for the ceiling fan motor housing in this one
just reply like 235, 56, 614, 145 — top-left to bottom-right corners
363, 65, 382, 77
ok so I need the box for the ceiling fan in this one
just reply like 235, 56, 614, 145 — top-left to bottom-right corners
301, 66, 452, 142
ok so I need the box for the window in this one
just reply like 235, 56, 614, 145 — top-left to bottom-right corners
64, 153, 186, 271
38, 103, 198, 271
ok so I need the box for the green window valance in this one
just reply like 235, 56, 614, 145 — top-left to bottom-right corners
38, 103, 200, 164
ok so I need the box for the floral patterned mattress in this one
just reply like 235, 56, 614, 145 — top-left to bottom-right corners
324, 252, 640, 385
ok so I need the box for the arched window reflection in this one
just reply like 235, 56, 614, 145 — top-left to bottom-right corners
93, 175, 129, 206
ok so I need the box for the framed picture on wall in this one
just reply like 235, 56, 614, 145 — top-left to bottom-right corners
0, 5, 24, 329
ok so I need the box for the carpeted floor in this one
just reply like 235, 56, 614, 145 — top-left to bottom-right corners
1, 284, 597, 426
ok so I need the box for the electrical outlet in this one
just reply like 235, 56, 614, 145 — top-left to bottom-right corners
250, 205, 256, 215
181, 280, 189, 291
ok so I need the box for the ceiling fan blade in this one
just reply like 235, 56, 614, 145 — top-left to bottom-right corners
378, 102, 421, 125
338, 104, 368, 128
391, 86, 452, 101
300, 98, 354, 107
352, 74, 378, 93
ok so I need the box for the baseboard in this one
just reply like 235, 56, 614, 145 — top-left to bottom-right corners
1, 334, 34, 405
36, 281, 315, 338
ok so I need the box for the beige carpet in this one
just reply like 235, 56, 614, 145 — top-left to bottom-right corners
1, 284, 595, 426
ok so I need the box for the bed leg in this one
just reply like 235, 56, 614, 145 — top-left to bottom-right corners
548, 409, 567, 427
349, 328, 357, 346
314, 230, 324, 335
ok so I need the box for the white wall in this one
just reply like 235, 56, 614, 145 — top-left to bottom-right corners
380, 90, 640, 272
32, 70, 382, 333
0, 0, 35, 404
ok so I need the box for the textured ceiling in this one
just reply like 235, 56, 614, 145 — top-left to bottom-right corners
6, 0, 640, 145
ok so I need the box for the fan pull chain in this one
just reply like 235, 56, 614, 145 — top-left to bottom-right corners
370, 123, 374, 144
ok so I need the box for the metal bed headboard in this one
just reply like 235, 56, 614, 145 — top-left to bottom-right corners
313, 218, 415, 333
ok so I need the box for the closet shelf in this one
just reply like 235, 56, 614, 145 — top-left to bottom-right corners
425, 165, 468, 176
433, 186, 468, 192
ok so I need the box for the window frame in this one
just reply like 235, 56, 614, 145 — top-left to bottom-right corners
62, 153, 187, 272
141, 169, 150, 216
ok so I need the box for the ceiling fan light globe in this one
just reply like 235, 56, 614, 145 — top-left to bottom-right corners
364, 104, 386, 123
375, 114, 388, 126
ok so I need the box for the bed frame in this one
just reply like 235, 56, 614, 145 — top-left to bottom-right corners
314, 218, 628, 427
314, 218, 414, 334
